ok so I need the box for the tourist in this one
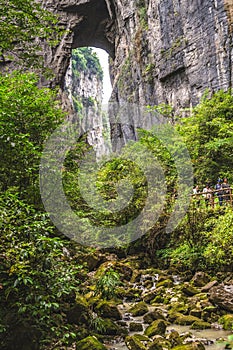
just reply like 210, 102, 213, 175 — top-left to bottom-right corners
215, 178, 223, 206
222, 178, 231, 202
202, 184, 212, 206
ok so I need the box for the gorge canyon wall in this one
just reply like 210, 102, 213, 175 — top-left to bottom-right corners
42, 0, 232, 112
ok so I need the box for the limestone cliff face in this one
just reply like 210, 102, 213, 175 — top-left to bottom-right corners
112, 0, 233, 110
42, 0, 232, 111
64, 48, 110, 157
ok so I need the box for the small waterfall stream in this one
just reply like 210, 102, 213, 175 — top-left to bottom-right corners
104, 273, 231, 350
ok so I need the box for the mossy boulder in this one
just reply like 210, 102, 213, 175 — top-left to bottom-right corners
191, 272, 210, 287
167, 330, 183, 347
151, 295, 165, 304
148, 336, 171, 350
144, 319, 166, 337
129, 322, 143, 332
189, 309, 202, 318
82, 252, 104, 271
66, 296, 91, 325
167, 311, 184, 323
190, 320, 211, 329
129, 301, 149, 316
143, 291, 157, 303
168, 301, 189, 315
143, 310, 165, 324
95, 261, 132, 281
95, 301, 121, 320
76, 336, 107, 350
175, 315, 202, 325
156, 279, 173, 288
130, 270, 142, 283
219, 314, 233, 330
172, 341, 205, 350
181, 283, 200, 296
100, 318, 127, 335
125, 335, 147, 350
116, 286, 142, 299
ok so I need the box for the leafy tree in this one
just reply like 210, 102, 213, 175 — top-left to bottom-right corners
0, 190, 83, 348
177, 90, 233, 185
72, 47, 103, 80
204, 207, 233, 269
0, 71, 65, 201
0, 0, 60, 68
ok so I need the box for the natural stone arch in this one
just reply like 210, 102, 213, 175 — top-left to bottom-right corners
68, 0, 116, 56
43, 0, 116, 88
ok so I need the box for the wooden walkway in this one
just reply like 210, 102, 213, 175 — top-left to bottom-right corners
192, 187, 233, 208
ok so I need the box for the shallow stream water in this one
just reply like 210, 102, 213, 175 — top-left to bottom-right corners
105, 292, 231, 350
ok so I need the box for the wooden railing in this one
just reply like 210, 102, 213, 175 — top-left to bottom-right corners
192, 187, 233, 208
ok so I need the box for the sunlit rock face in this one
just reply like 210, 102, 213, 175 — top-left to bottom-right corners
42, 0, 232, 111
64, 48, 111, 158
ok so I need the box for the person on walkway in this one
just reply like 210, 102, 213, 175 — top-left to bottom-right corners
215, 179, 223, 206
222, 178, 231, 203
202, 184, 212, 207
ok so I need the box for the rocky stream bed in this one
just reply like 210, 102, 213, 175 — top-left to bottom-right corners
62, 255, 233, 350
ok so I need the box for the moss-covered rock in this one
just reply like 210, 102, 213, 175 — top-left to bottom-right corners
156, 279, 173, 288
130, 270, 142, 283
95, 261, 132, 281
151, 295, 165, 304
171, 341, 205, 350
143, 310, 165, 324
190, 320, 211, 329
189, 309, 202, 318
82, 252, 104, 271
129, 322, 143, 332
219, 314, 233, 330
148, 336, 171, 350
166, 330, 183, 347
129, 301, 149, 316
76, 336, 107, 350
66, 296, 91, 325
95, 301, 121, 320
144, 280, 154, 289
143, 291, 157, 303
181, 283, 200, 296
148, 341, 163, 350
144, 319, 166, 337
167, 311, 184, 323
175, 315, 202, 325
191, 272, 210, 287
168, 301, 189, 315
116, 286, 142, 299
99, 318, 127, 335
125, 335, 147, 350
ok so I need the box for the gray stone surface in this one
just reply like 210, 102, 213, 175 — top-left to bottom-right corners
40, 0, 232, 112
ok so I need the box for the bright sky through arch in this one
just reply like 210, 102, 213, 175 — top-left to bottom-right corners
92, 48, 112, 104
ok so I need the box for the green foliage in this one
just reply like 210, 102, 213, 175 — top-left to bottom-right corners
0, 0, 61, 68
0, 71, 64, 200
90, 315, 106, 333
95, 268, 121, 299
136, 0, 148, 29
177, 90, 233, 184
203, 208, 233, 268
72, 47, 103, 80
0, 190, 82, 347
157, 206, 233, 272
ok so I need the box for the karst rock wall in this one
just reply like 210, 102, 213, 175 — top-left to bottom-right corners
42, 0, 232, 110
